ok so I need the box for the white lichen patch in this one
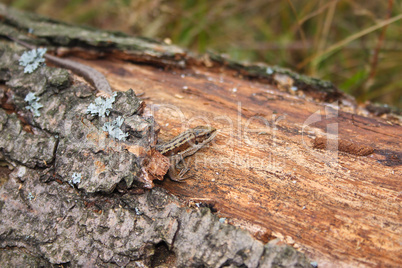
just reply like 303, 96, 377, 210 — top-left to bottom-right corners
69, 172, 82, 187
102, 116, 128, 141
87, 93, 117, 117
25, 92, 43, 117
19, 48, 47, 73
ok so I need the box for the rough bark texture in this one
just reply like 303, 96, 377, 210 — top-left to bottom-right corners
0, 4, 401, 268
0, 4, 313, 268
0, 166, 311, 267
0, 43, 158, 191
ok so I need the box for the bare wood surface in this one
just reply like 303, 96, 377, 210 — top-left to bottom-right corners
92, 58, 401, 267
0, 34, 312, 268
0, 4, 401, 267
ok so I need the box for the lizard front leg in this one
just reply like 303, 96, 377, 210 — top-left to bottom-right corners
167, 154, 191, 181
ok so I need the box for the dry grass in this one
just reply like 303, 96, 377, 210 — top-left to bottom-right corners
4, 0, 401, 108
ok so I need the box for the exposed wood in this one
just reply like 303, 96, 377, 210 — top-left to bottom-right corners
0, 4, 401, 267
96, 57, 400, 267
0, 4, 313, 267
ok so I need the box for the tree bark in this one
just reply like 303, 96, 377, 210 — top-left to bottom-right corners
0, 4, 400, 267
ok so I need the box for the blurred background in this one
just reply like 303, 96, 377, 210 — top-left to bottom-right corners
2, 0, 401, 108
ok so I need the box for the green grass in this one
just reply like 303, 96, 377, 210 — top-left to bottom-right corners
3, 0, 401, 108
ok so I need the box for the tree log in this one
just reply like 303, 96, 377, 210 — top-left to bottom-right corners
0, 4, 400, 267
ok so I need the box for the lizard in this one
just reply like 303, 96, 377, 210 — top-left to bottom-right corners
6, 35, 113, 97
7, 36, 217, 181
156, 126, 217, 181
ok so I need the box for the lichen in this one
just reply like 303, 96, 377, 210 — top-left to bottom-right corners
87, 93, 117, 117
102, 116, 129, 141
69, 172, 82, 186
19, 48, 47, 73
24, 92, 43, 117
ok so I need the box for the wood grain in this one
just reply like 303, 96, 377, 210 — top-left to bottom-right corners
86, 56, 401, 267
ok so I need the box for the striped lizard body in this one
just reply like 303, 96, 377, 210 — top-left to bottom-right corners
8, 36, 217, 181
156, 126, 217, 181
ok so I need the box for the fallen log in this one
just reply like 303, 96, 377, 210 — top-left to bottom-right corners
0, 4, 400, 267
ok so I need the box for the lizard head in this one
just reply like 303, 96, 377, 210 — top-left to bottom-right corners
192, 126, 217, 144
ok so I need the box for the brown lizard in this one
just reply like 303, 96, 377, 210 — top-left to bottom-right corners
156, 126, 217, 181
8, 36, 217, 181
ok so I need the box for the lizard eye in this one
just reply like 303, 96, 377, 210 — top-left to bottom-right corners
195, 141, 199, 145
